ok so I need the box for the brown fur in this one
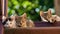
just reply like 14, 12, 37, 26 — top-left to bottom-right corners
15, 13, 35, 28
40, 10, 56, 23
40, 11, 48, 22
40, 10, 60, 23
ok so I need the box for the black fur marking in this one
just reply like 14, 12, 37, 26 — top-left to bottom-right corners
2, 17, 12, 25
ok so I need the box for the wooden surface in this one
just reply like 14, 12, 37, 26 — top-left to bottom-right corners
34, 21, 60, 27
0, 21, 4, 34
5, 27, 60, 34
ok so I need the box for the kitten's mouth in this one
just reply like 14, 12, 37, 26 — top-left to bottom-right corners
4, 25, 10, 28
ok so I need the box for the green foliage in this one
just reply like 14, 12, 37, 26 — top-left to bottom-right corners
8, 0, 54, 21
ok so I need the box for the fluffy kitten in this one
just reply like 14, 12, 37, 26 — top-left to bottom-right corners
15, 13, 35, 28
47, 10, 53, 22
40, 10, 57, 23
40, 11, 48, 22
3, 16, 17, 28
47, 9, 58, 23
40, 9, 60, 23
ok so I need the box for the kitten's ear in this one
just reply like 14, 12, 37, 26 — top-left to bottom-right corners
47, 9, 52, 14
2, 16, 7, 21
40, 11, 44, 16
10, 16, 15, 20
22, 13, 27, 18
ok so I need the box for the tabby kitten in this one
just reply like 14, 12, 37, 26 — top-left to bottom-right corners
15, 13, 35, 28
40, 10, 60, 23
47, 9, 60, 23
40, 11, 48, 22
40, 10, 56, 23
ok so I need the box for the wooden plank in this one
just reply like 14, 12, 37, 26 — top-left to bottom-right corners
2, 0, 8, 17
5, 27, 60, 34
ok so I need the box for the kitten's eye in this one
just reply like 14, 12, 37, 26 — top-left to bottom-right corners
21, 20, 23, 23
9, 18, 12, 21
5, 18, 8, 21
52, 19, 53, 21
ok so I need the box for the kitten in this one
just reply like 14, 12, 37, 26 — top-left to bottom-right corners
40, 11, 48, 22
47, 10, 53, 23
46, 9, 60, 23
15, 13, 35, 28
40, 10, 60, 23
50, 15, 60, 22
40, 10, 56, 23
3, 16, 17, 28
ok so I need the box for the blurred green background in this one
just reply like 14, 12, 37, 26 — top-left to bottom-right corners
8, 0, 55, 21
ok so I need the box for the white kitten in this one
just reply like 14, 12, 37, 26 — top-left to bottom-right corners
4, 16, 17, 28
